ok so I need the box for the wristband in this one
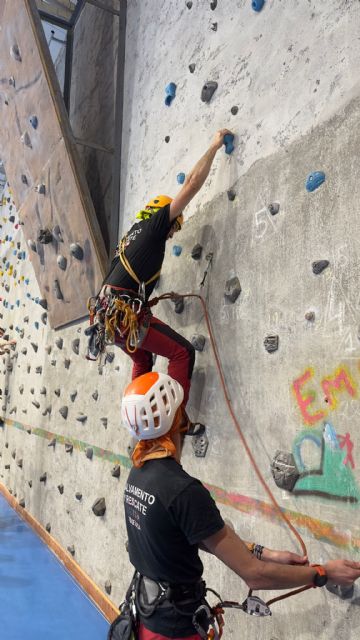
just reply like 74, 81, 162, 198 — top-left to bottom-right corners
311, 564, 328, 587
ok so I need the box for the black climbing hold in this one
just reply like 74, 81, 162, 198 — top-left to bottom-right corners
59, 406, 68, 419
39, 472, 47, 483
92, 497, 106, 517
211, 22, 218, 31
111, 465, 121, 478
227, 190, 236, 201
174, 297, 184, 314
201, 81, 218, 103
57, 484, 64, 494
105, 581, 112, 595
268, 202, 280, 216
305, 311, 315, 322
231, 106, 238, 115
39, 299, 48, 310
312, 260, 329, 275
210, 0, 217, 9
326, 584, 354, 600
192, 431, 209, 457
191, 244, 203, 260
32, 400, 40, 409
92, 390, 98, 401
191, 334, 206, 352
188, 63, 196, 74
70, 391, 77, 402
76, 414, 87, 423
54, 279, 63, 300
67, 545, 75, 556
64, 358, 70, 369
29, 116, 38, 129
38, 228, 52, 244
271, 451, 299, 492
70, 243, 84, 260
264, 335, 279, 353
5, 464, 10, 470
35, 366, 42, 374
85, 447, 93, 460
65, 442, 73, 453
75, 492, 82, 500
53, 225, 63, 242
16, 459, 23, 468
41, 312, 47, 325
34, 184, 45, 195
186, 1, 192, 7
187, 423, 206, 437
19, 498, 25, 508
106, 352, 115, 364
9, 76, 15, 87
54, 388, 61, 397
57, 255, 67, 270
31, 342, 38, 353
72, 338, 80, 355
50, 360, 57, 366
10, 44, 22, 62
19, 384, 24, 394
28, 480, 32, 488
45, 523, 51, 533
11, 450, 16, 459
101, 417, 108, 428
224, 276, 241, 303
55, 337, 63, 349
21, 174, 28, 185
42, 406, 51, 416
45, 346, 52, 355
165, 135, 170, 143
40, 386, 46, 395
48, 438, 56, 448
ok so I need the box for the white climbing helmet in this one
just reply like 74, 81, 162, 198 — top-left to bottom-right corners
121, 372, 184, 441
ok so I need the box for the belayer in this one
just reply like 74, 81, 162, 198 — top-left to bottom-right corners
108, 372, 360, 640
86, 129, 232, 419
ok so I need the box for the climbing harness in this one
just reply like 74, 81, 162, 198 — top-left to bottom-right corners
118, 236, 161, 293
108, 572, 139, 640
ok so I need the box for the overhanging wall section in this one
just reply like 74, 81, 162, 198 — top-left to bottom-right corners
0, 0, 107, 327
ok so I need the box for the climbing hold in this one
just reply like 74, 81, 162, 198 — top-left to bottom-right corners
227, 190, 236, 201
252, 0, 265, 11
39, 299, 48, 310
92, 497, 106, 517
306, 171, 325, 192
165, 82, 177, 107
59, 406, 68, 419
45, 523, 51, 533
41, 312, 47, 325
28, 480, 32, 488
34, 184, 46, 195
72, 338, 80, 355
53, 225, 63, 242
271, 451, 299, 491
29, 116, 38, 129
305, 311, 315, 322
100, 417, 108, 428
16, 458, 23, 468
19, 384, 24, 394
57, 255, 67, 270
201, 81, 218, 103
40, 386, 46, 395
312, 260, 329, 275
57, 484, 64, 494
39, 472, 47, 483
177, 172, 185, 185
27, 239, 37, 252
191, 334, 206, 351
75, 492, 82, 501
211, 22, 217, 31
264, 335, 279, 353
188, 63, 196, 74
268, 202, 280, 216
4, 464, 10, 470
210, 0, 217, 9
20, 132, 32, 148
164, 135, 170, 143
224, 276, 241, 303
223, 133, 235, 155
92, 390, 99, 401
9, 76, 15, 87
35, 366, 42, 374
76, 414, 87, 423
106, 352, 115, 364
43, 406, 52, 416
105, 581, 112, 595
19, 498, 25, 508
11, 450, 16, 460
172, 245, 182, 256
192, 430, 209, 457
191, 244, 203, 260
185, 0, 192, 7
231, 106, 238, 115
21, 174, 28, 185
65, 442, 73, 454
326, 584, 354, 600
70, 391, 77, 402
70, 243, 84, 260
48, 438, 56, 448
54, 388, 61, 397
10, 44, 22, 62
111, 465, 121, 478
67, 545, 75, 556
85, 447, 93, 460
32, 400, 40, 409
54, 279, 63, 300
55, 337, 63, 349
38, 229, 52, 244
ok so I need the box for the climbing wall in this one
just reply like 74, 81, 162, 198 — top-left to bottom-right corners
1, 1, 360, 637
0, 0, 107, 328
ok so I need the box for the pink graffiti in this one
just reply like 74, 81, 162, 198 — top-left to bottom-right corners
337, 432, 355, 469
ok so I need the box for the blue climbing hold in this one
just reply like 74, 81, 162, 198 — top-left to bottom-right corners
16, 300, 20, 307
173, 245, 182, 256
177, 172, 185, 185
252, 0, 265, 11
30, 115, 38, 129
34, 321, 39, 329
26, 293, 31, 298
165, 83, 177, 106
25, 278, 29, 285
13, 250, 17, 255
306, 171, 326, 192
223, 133, 235, 155
34, 297, 39, 304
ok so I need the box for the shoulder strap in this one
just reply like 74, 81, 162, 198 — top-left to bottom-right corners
119, 237, 161, 288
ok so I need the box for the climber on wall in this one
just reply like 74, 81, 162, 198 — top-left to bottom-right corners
111, 372, 360, 640
88, 129, 233, 423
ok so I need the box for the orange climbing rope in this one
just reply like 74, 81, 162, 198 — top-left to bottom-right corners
149, 292, 308, 557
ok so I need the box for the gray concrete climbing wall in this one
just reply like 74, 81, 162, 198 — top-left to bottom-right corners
1, 1, 360, 638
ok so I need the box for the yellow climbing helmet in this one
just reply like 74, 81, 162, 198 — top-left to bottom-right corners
136, 194, 184, 231
145, 195, 173, 209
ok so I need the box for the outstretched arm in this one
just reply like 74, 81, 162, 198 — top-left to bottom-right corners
203, 525, 360, 591
169, 129, 233, 222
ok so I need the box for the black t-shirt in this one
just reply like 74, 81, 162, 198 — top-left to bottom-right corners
104, 205, 172, 300
124, 458, 225, 637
